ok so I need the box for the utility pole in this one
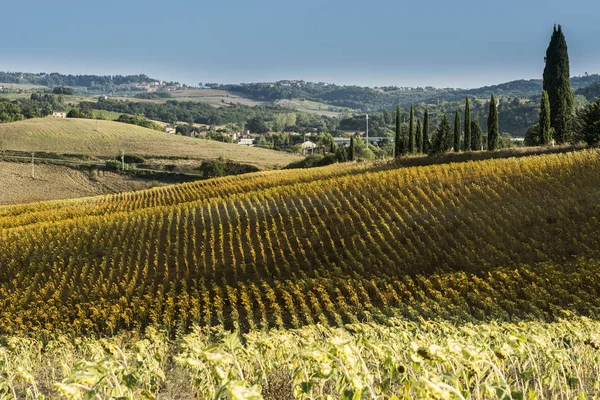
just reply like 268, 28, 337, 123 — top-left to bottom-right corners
366, 114, 369, 150
31, 153, 35, 179
121, 149, 125, 171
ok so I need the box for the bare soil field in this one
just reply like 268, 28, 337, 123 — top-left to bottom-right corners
0, 161, 163, 205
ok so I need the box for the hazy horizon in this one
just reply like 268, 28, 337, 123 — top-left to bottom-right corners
2, 0, 600, 89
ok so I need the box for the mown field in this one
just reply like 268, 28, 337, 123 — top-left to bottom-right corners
1, 150, 600, 398
0, 118, 301, 169
0, 161, 165, 205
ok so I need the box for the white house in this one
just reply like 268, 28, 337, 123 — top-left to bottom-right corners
239, 138, 255, 146
301, 140, 318, 154
164, 126, 176, 134
52, 111, 66, 118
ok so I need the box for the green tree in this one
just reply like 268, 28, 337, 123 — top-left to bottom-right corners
471, 119, 483, 151
408, 105, 415, 153
453, 109, 461, 152
487, 93, 499, 151
394, 105, 403, 158
431, 114, 451, 154
464, 97, 471, 151
348, 135, 355, 161
416, 119, 423, 153
423, 107, 430, 154
542, 24, 574, 143
525, 124, 541, 146
539, 90, 553, 145
578, 100, 600, 145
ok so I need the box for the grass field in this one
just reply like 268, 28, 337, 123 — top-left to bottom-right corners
275, 98, 356, 116
0, 118, 301, 169
0, 82, 48, 90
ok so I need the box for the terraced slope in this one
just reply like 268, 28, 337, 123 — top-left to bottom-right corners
0, 150, 599, 334
0, 118, 301, 169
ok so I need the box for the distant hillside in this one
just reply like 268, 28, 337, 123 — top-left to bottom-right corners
217, 74, 600, 111
575, 81, 600, 102
0, 72, 161, 91
0, 118, 301, 169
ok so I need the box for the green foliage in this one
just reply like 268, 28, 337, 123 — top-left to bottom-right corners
423, 107, 430, 153
431, 114, 452, 154
284, 154, 338, 169
105, 159, 122, 171
453, 109, 461, 152
543, 25, 574, 143
115, 154, 146, 164
134, 92, 173, 99
487, 94, 499, 151
464, 97, 471, 150
394, 105, 403, 158
575, 81, 600, 102
348, 136, 355, 161
408, 105, 415, 153
198, 159, 260, 178
247, 116, 269, 133
575, 100, 600, 145
539, 91, 553, 145
52, 86, 74, 95
91, 98, 339, 133
415, 119, 423, 153
524, 124, 541, 146
116, 114, 163, 131
0, 102, 25, 123
67, 103, 94, 119
471, 119, 483, 150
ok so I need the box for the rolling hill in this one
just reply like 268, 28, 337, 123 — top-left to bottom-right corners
0, 161, 167, 205
1, 149, 599, 335
0, 118, 301, 169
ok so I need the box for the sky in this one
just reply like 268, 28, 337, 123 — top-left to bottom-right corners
2, 0, 600, 88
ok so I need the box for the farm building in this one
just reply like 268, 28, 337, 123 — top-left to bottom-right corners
164, 126, 176, 134
239, 138, 255, 146
301, 140, 317, 154
52, 111, 66, 118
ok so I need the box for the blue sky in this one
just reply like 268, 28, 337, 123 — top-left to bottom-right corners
2, 0, 600, 88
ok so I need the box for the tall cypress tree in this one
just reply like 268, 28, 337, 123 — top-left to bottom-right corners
348, 135, 355, 161
539, 90, 552, 145
543, 25, 574, 144
423, 107, 430, 154
395, 105, 402, 158
487, 93, 499, 151
464, 97, 471, 151
408, 105, 415, 153
416, 119, 423, 153
431, 114, 451, 154
453, 109, 461, 152
471, 119, 483, 151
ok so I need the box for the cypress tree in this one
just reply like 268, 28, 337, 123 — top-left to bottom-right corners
487, 93, 499, 151
348, 135, 355, 161
539, 90, 552, 145
394, 105, 402, 158
464, 97, 471, 151
431, 114, 451, 154
408, 105, 415, 153
423, 107, 430, 154
543, 25, 574, 143
453, 109, 461, 152
416, 119, 423, 153
471, 119, 483, 151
